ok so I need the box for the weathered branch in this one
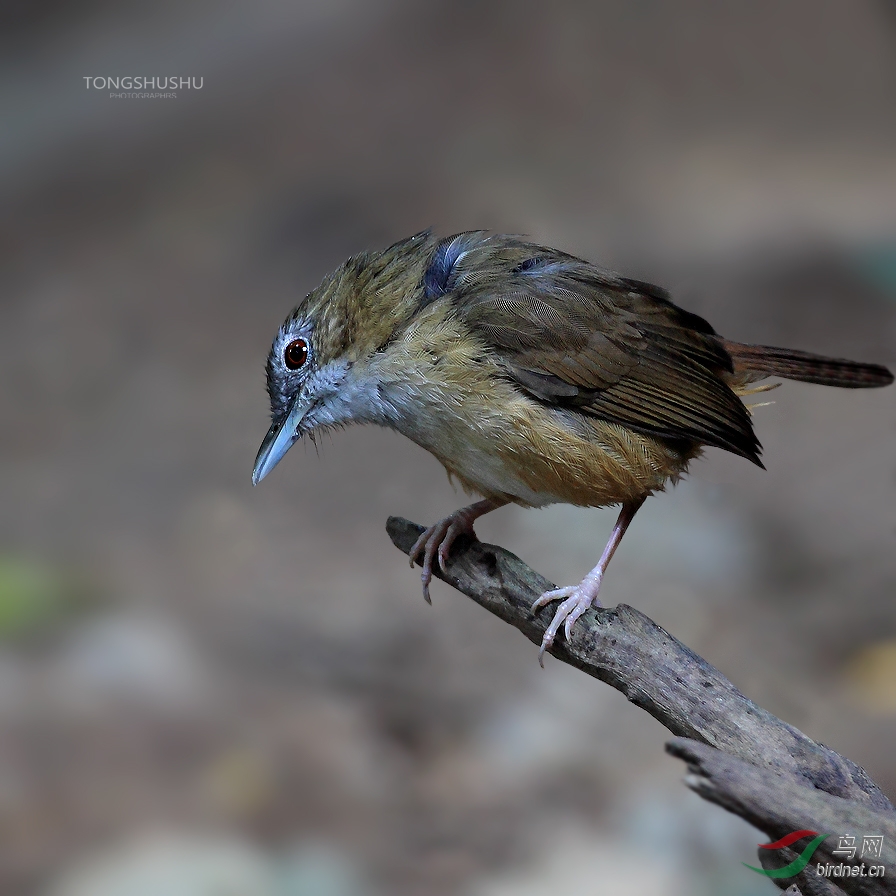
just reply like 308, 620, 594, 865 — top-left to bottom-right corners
387, 516, 896, 894
668, 739, 896, 896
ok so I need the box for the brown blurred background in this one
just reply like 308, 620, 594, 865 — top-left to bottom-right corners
1, 2, 895, 894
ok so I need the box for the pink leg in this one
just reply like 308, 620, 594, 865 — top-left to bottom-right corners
409, 498, 507, 604
532, 496, 646, 666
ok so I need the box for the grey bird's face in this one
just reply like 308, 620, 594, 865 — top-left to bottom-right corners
251, 231, 453, 486
251, 313, 353, 485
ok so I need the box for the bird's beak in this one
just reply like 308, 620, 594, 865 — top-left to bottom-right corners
251, 397, 308, 485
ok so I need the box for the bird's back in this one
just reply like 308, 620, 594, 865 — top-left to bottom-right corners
372, 231, 891, 506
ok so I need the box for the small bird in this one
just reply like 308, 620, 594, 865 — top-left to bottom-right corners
252, 231, 893, 663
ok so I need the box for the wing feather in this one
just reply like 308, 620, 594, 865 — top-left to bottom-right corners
432, 234, 761, 464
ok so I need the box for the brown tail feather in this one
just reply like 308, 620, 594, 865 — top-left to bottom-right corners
722, 340, 894, 389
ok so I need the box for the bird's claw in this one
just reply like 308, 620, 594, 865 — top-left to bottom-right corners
532, 581, 603, 667
408, 511, 479, 604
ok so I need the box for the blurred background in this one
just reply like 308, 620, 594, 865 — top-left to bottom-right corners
1, 2, 895, 894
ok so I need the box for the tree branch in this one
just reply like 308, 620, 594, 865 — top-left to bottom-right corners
387, 516, 896, 894
668, 738, 896, 896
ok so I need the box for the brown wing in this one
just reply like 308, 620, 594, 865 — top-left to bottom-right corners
429, 234, 762, 465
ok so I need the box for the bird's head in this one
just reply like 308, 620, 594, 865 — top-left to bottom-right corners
252, 231, 438, 485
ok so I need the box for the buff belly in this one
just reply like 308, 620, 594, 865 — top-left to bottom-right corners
363, 311, 699, 509
409, 395, 697, 509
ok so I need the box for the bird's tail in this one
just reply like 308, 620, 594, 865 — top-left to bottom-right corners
722, 340, 893, 389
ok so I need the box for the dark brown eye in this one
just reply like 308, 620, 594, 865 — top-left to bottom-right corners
284, 338, 308, 370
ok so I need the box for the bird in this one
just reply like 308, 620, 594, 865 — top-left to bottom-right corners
252, 230, 893, 664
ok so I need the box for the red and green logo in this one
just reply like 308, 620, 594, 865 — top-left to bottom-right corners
744, 830, 830, 878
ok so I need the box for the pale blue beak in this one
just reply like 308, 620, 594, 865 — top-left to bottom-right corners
252, 398, 308, 485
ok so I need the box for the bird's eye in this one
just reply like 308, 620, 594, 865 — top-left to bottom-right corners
284, 338, 309, 370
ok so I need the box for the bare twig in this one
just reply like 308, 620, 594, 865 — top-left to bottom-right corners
668, 739, 896, 896
387, 516, 896, 895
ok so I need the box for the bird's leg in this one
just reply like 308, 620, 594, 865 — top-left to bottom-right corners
532, 496, 646, 666
409, 498, 508, 604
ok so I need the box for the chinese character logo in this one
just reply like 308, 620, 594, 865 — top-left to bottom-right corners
832, 835, 856, 860
862, 836, 884, 860
744, 831, 887, 880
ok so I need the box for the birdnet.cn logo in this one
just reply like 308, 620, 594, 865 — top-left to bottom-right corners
743, 830, 886, 880
82, 76, 203, 99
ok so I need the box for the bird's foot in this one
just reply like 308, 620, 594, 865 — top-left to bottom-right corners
531, 576, 603, 667
409, 506, 484, 604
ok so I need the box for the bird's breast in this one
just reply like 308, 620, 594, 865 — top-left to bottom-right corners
363, 316, 694, 507
417, 400, 694, 509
